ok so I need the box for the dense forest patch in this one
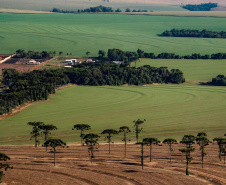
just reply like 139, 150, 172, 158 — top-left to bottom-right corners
182, 3, 218, 11
161, 29, 226, 39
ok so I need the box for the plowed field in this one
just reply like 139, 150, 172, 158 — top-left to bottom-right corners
1, 143, 225, 185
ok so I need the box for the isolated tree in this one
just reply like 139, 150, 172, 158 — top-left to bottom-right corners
101, 129, 119, 154
72, 124, 91, 145
40, 124, 57, 151
44, 139, 66, 166
196, 132, 209, 168
133, 119, 146, 143
98, 50, 106, 58
59, 51, 63, 56
179, 148, 195, 175
84, 133, 100, 163
27, 121, 44, 147
119, 126, 131, 158
213, 137, 224, 161
163, 138, 178, 162
143, 137, 160, 162
86, 51, 90, 58
0, 153, 13, 183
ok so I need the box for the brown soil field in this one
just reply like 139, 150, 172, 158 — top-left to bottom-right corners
0, 64, 35, 75
1, 143, 226, 185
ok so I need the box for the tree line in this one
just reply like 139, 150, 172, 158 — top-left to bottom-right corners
161, 29, 226, 39
26, 119, 226, 175
182, 3, 218, 11
52, 6, 148, 13
15, 49, 55, 59
1, 119, 225, 182
101, 48, 226, 60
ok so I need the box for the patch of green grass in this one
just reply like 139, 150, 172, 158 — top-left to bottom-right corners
0, 14, 226, 56
132, 59, 226, 84
0, 85, 225, 145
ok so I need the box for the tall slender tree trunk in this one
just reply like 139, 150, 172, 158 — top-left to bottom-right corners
81, 130, 83, 146
141, 143, 144, 169
109, 135, 111, 154
45, 132, 47, 152
124, 132, 127, 158
54, 148, 56, 166
136, 125, 138, 143
150, 144, 152, 162
186, 153, 189, 175
202, 152, 204, 168
224, 152, 225, 165
35, 136, 37, 148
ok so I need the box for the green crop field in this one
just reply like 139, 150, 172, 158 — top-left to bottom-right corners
0, 84, 225, 145
1, 13, 226, 56
132, 59, 226, 84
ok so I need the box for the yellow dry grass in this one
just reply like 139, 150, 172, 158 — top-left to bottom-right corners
0, 8, 52, 14
122, 11, 226, 17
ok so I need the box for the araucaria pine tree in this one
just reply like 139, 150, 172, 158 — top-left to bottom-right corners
72, 124, 91, 145
143, 137, 160, 162
27, 121, 44, 147
0, 153, 13, 183
213, 137, 224, 161
101, 129, 119, 154
163, 138, 178, 162
136, 142, 145, 169
44, 139, 66, 166
83, 133, 100, 163
40, 124, 57, 151
180, 134, 196, 175
196, 132, 209, 168
119, 126, 131, 158
133, 119, 146, 143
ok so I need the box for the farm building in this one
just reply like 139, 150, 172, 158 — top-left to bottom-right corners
113, 61, 122, 65
86, 59, 95, 63
65, 59, 82, 65
64, 66, 72, 68
27, 60, 40, 65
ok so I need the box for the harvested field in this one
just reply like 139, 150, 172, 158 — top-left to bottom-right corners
1, 143, 226, 185
0, 64, 36, 75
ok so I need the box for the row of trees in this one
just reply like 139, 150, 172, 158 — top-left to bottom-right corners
161, 29, 226, 39
52, 6, 148, 13
182, 3, 218, 11
15, 49, 55, 59
27, 120, 226, 176
101, 48, 226, 60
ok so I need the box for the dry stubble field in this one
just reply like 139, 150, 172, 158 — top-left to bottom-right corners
1, 143, 226, 185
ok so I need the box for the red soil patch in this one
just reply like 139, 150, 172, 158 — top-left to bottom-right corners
0, 64, 34, 75
1, 143, 225, 185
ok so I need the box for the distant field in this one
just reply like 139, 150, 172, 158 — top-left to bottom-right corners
0, 85, 225, 145
0, 0, 185, 12
0, 13, 226, 56
132, 59, 226, 84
